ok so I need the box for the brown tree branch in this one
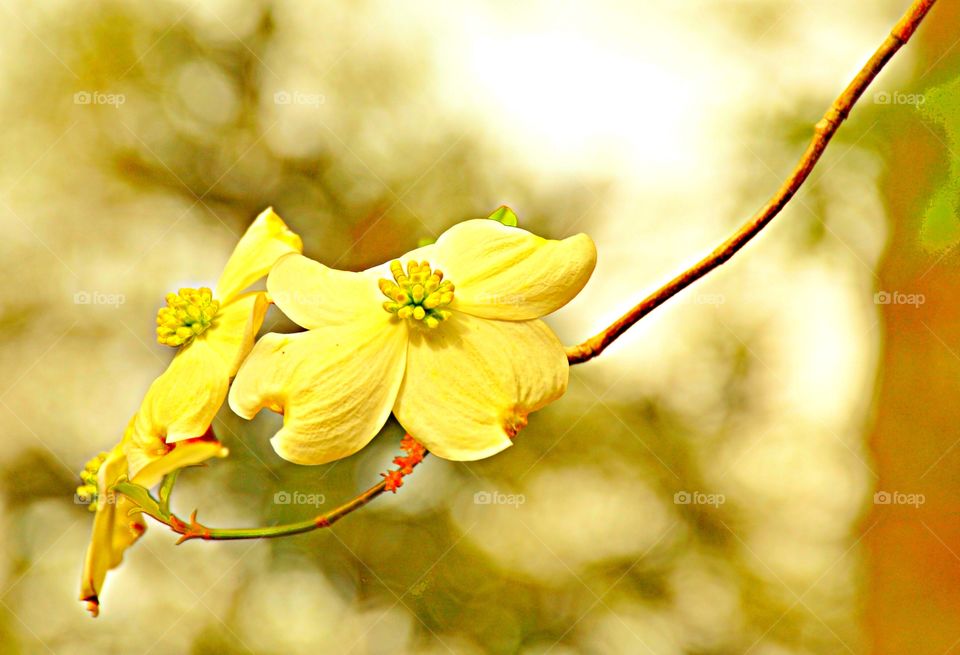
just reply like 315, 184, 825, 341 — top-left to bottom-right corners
566, 0, 938, 365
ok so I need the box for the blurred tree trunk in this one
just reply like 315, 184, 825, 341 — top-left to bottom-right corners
867, 4, 960, 652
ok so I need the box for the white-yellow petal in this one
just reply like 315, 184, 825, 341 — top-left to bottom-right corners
393, 314, 568, 460
215, 207, 303, 304
267, 253, 384, 329
430, 218, 596, 320
228, 316, 408, 465
136, 340, 229, 445
129, 436, 228, 489
202, 291, 270, 376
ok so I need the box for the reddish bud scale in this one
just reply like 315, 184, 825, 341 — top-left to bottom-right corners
171, 510, 212, 544
381, 470, 405, 492
381, 434, 426, 493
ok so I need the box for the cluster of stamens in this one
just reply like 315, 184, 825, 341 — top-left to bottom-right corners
378, 260, 454, 328
76, 451, 108, 512
156, 287, 220, 346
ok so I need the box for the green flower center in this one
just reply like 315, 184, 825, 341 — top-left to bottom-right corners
76, 451, 108, 512
156, 287, 220, 347
378, 260, 455, 328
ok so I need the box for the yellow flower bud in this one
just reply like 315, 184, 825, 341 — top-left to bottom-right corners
155, 287, 221, 347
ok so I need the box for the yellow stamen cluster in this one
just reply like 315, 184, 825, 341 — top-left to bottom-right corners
156, 287, 220, 347
76, 451, 108, 512
379, 260, 455, 328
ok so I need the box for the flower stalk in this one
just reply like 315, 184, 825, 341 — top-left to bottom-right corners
114, 435, 428, 542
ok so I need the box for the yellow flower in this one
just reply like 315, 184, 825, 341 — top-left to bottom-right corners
80, 208, 298, 616
228, 218, 596, 464
135, 208, 302, 444
79, 416, 226, 617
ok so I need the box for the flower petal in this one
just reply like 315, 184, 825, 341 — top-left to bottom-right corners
80, 419, 226, 617
229, 316, 408, 465
136, 340, 229, 445
431, 218, 596, 320
215, 207, 303, 303
267, 253, 384, 329
129, 434, 228, 489
393, 314, 568, 460
79, 443, 145, 616
202, 292, 270, 376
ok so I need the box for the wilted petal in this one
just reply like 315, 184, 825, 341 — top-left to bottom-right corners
79, 443, 145, 617
229, 314, 407, 465
215, 207, 303, 303
80, 425, 226, 616
393, 314, 568, 460
431, 219, 596, 320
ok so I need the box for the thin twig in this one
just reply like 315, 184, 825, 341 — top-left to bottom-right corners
116, 436, 427, 542
566, 0, 938, 365
169, 477, 395, 542
115, 476, 395, 542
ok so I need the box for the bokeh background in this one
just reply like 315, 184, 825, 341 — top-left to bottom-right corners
0, 0, 956, 653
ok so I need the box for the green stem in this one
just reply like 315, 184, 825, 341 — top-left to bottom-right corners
115, 453, 425, 542
158, 470, 179, 515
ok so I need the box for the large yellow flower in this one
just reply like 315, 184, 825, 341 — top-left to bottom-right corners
78, 416, 226, 617
228, 218, 596, 464
135, 208, 302, 445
